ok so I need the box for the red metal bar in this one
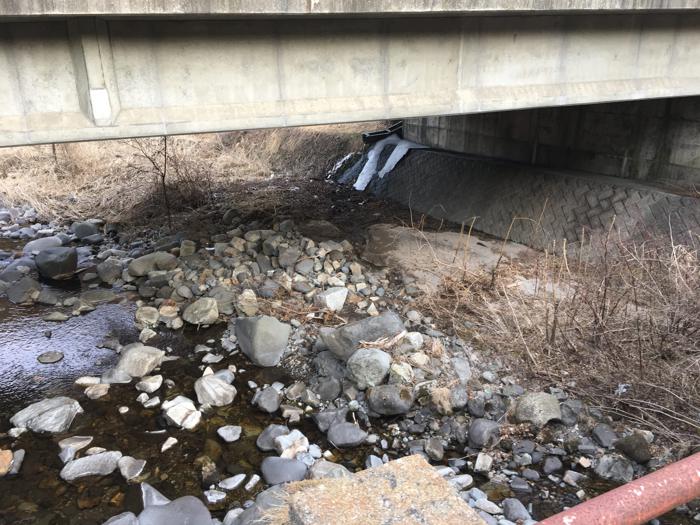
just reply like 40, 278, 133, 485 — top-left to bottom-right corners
539, 452, 700, 525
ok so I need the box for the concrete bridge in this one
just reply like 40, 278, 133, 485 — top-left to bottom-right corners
1, 1, 700, 146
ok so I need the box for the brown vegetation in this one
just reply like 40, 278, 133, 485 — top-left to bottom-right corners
0, 125, 367, 230
421, 226, 700, 449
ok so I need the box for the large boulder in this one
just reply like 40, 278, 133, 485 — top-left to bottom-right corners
320, 311, 405, 360
194, 375, 236, 407
115, 343, 165, 378
514, 392, 562, 428
6, 276, 41, 304
60, 450, 122, 481
346, 348, 391, 389
182, 297, 219, 325
22, 235, 62, 254
35, 247, 77, 280
235, 315, 291, 367
11, 397, 83, 433
367, 384, 414, 415
127, 251, 177, 277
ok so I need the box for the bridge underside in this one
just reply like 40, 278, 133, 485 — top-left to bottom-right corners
1, 11, 700, 147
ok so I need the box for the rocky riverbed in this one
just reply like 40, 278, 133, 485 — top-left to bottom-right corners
0, 204, 698, 525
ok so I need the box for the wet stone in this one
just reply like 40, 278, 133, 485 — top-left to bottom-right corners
37, 351, 64, 364
11, 396, 83, 433
261, 457, 308, 485
256, 424, 290, 452
327, 422, 368, 448
217, 425, 242, 443
60, 450, 122, 481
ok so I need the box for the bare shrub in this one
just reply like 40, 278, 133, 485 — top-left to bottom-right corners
422, 229, 700, 446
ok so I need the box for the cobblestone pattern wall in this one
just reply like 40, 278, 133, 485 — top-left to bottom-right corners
371, 149, 700, 250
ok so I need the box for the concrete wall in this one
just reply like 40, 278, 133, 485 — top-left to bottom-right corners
363, 148, 700, 250
403, 98, 700, 189
3, 1, 700, 18
2, 11, 700, 146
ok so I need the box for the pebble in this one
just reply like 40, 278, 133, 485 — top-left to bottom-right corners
161, 437, 178, 452
217, 425, 242, 443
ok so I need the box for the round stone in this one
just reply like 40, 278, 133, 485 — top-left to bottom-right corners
38, 351, 64, 364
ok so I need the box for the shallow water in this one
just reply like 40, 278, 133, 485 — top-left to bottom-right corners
0, 240, 694, 524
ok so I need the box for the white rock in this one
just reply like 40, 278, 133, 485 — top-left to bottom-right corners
244, 474, 260, 491
136, 392, 149, 404
143, 396, 160, 408
162, 396, 202, 430
203, 489, 227, 503
75, 376, 101, 387
136, 375, 163, 394
118, 456, 146, 480
60, 450, 122, 481
161, 437, 178, 452
474, 452, 494, 473
475, 498, 501, 515
85, 384, 110, 399
218, 473, 246, 491
141, 482, 171, 506
274, 429, 309, 459
10, 397, 83, 433
115, 343, 165, 378
217, 425, 242, 443
194, 375, 237, 407
314, 287, 348, 312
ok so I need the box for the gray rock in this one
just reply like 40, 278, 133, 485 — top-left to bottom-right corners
260, 457, 307, 485
71, 221, 99, 239
592, 423, 617, 448
424, 437, 444, 461
514, 392, 561, 428
9, 449, 25, 475
543, 456, 563, 474
138, 495, 211, 523
503, 498, 531, 522
182, 297, 219, 325
346, 347, 391, 389
327, 422, 367, 448
194, 374, 237, 406
560, 399, 584, 426
614, 432, 652, 464
467, 418, 501, 448
60, 450, 122, 481
35, 247, 77, 280
256, 424, 289, 451
80, 289, 117, 304
312, 407, 348, 432
7, 276, 41, 304
217, 425, 242, 443
451, 357, 472, 385
37, 351, 64, 364
308, 459, 352, 479
11, 397, 83, 433
320, 311, 405, 360
128, 251, 177, 277
115, 344, 164, 378
235, 315, 291, 367
97, 257, 123, 284
135, 375, 163, 394
278, 246, 301, 268
101, 368, 133, 384
23, 235, 62, 254
595, 454, 635, 483
141, 482, 171, 506
255, 386, 281, 413
366, 384, 414, 415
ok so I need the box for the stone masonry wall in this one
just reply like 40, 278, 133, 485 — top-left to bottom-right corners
369, 149, 700, 251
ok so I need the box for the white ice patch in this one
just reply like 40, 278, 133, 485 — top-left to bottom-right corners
353, 134, 426, 191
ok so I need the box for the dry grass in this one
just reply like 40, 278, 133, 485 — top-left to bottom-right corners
0, 124, 368, 228
421, 227, 700, 448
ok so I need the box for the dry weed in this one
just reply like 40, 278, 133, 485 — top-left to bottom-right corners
421, 226, 700, 447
